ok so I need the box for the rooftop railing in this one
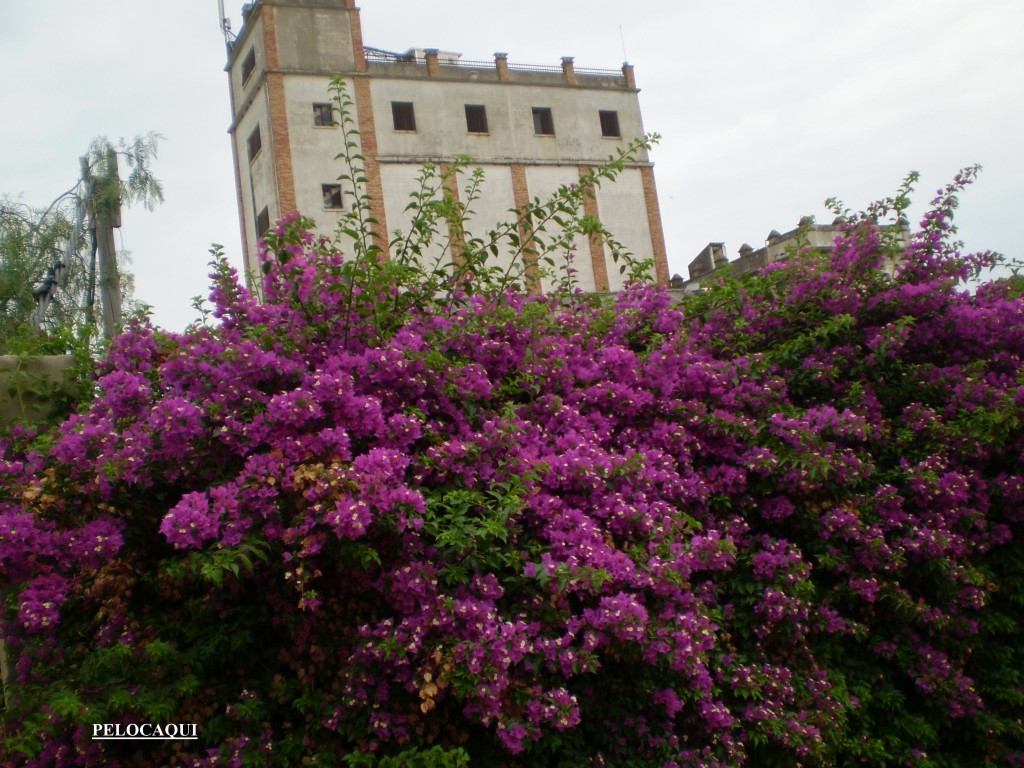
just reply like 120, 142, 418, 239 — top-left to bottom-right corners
364, 47, 626, 80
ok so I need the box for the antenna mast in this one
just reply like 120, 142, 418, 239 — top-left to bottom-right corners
218, 0, 235, 48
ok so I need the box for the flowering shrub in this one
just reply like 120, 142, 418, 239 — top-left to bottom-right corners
3, 145, 1024, 767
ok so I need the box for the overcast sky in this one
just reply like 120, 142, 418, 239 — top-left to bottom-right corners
2, 0, 1022, 332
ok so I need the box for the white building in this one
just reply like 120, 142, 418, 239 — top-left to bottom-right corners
226, 0, 670, 292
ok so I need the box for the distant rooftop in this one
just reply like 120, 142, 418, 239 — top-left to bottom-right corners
674, 216, 912, 290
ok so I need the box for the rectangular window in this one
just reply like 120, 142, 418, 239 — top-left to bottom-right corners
256, 206, 270, 238
532, 107, 555, 136
465, 104, 488, 134
313, 102, 333, 127
322, 184, 343, 210
241, 48, 256, 85
247, 125, 262, 162
391, 101, 416, 131
599, 110, 621, 138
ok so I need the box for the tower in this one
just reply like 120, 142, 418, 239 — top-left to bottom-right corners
226, 0, 669, 292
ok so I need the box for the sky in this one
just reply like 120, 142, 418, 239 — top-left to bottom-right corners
2, 0, 1022, 332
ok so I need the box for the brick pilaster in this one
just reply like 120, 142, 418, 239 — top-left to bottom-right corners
347, 2, 367, 73
510, 164, 541, 294
425, 49, 440, 77
579, 166, 609, 292
640, 166, 670, 286
262, 5, 280, 69
352, 76, 390, 258
261, 7, 296, 216
494, 52, 509, 81
622, 63, 636, 89
561, 56, 577, 85
441, 162, 465, 266
265, 74, 297, 216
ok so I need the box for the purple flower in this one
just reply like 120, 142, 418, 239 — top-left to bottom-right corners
160, 492, 220, 549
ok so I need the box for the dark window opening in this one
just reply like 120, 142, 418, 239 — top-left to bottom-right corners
241, 48, 256, 85
322, 184, 343, 209
599, 110, 621, 138
313, 103, 334, 127
391, 101, 416, 131
247, 125, 262, 161
256, 207, 270, 238
465, 104, 488, 134
532, 107, 555, 136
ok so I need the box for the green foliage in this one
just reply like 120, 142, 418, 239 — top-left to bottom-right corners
163, 537, 271, 586
423, 479, 527, 587
316, 76, 656, 321
342, 745, 471, 768
86, 134, 164, 214
0, 327, 96, 428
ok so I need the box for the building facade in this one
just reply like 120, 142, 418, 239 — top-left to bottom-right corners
225, 0, 669, 292
676, 216, 911, 291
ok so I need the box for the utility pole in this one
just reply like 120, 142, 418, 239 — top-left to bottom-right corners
27, 135, 160, 337
85, 149, 123, 339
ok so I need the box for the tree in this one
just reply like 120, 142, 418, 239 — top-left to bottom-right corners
0, 134, 163, 352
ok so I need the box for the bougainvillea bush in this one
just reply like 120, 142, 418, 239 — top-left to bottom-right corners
2, 160, 1024, 767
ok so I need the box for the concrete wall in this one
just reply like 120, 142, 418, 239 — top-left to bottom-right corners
284, 75, 361, 243
227, 14, 268, 114
460, 164, 520, 282
369, 78, 646, 165
379, 163, 449, 270
234, 87, 277, 274
273, 4, 359, 74
525, 165, 596, 293
0, 355, 75, 424
594, 167, 656, 290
